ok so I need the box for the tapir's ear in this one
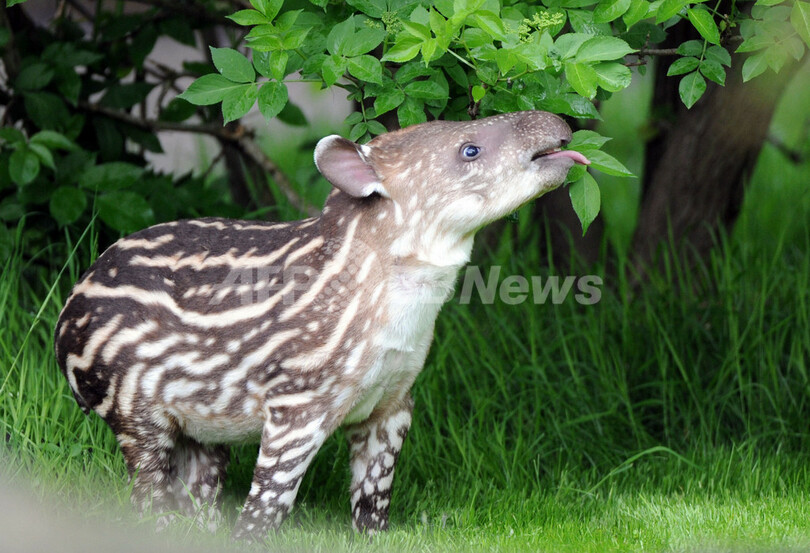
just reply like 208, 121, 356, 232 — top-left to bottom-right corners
314, 135, 389, 198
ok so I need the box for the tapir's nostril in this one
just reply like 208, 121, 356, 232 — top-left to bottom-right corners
559, 136, 571, 147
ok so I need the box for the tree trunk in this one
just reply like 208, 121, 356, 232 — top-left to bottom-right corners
632, 31, 800, 277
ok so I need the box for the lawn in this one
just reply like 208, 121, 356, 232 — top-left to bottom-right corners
2, 71, 810, 552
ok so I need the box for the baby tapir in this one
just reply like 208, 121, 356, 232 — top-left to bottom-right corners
54, 111, 589, 539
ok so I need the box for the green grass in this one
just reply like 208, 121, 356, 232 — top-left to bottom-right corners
3, 202, 810, 551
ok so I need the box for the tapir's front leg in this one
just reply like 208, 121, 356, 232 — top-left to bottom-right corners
345, 394, 413, 534
232, 409, 330, 540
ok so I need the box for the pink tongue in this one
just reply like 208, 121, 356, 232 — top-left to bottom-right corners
544, 150, 591, 165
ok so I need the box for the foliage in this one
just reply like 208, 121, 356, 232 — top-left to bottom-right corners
1, 0, 807, 261
0, 2, 254, 265
179, 0, 807, 231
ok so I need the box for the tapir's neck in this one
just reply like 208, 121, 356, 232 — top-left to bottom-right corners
320, 191, 475, 271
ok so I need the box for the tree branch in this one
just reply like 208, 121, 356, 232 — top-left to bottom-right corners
768, 134, 808, 164
79, 102, 319, 217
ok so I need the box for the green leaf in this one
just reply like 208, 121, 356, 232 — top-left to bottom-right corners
568, 172, 601, 235
9, 147, 40, 185
159, 17, 196, 47
49, 185, 87, 225
374, 89, 406, 116
678, 70, 706, 108
282, 27, 310, 50
327, 17, 355, 55
80, 162, 144, 192
593, 62, 632, 91
490, 49, 512, 75
254, 50, 289, 80
228, 9, 271, 26
383, 36, 423, 62
24, 92, 70, 131
667, 56, 700, 76
705, 45, 731, 66
98, 191, 154, 233
321, 55, 347, 87
575, 36, 635, 62
791, 0, 810, 47
764, 43, 789, 71
402, 20, 432, 41
275, 9, 302, 31
398, 96, 427, 127
100, 82, 155, 109
554, 33, 593, 60
687, 8, 721, 45
130, 26, 159, 68
699, 59, 726, 84
568, 9, 612, 35
277, 102, 307, 126
656, 0, 689, 23
246, 27, 283, 51
785, 35, 806, 59
159, 98, 197, 122
57, 69, 81, 105
593, 0, 632, 23
41, 42, 103, 67
570, 130, 611, 149
210, 47, 255, 83
15, 63, 54, 91
404, 80, 447, 100
347, 55, 383, 84
472, 11, 508, 40
471, 84, 487, 102
178, 74, 246, 105
221, 84, 258, 124
623, 0, 650, 27
346, 0, 386, 18
584, 149, 634, 176
565, 62, 599, 98
349, 122, 369, 142
742, 50, 769, 81
677, 40, 704, 57
395, 62, 434, 84
366, 120, 387, 135
420, 39, 440, 63
28, 143, 55, 170
345, 111, 364, 126
0, 128, 25, 145
257, 81, 288, 121
736, 35, 774, 53
345, 27, 386, 57
249, 0, 282, 19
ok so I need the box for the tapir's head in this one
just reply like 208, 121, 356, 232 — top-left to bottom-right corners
314, 111, 589, 265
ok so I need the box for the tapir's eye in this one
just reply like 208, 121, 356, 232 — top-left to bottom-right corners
460, 144, 481, 161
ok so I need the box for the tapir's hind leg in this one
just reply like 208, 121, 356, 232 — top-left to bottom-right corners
345, 394, 413, 534
115, 422, 180, 523
170, 437, 230, 531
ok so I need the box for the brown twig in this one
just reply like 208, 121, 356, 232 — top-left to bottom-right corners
637, 47, 680, 56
